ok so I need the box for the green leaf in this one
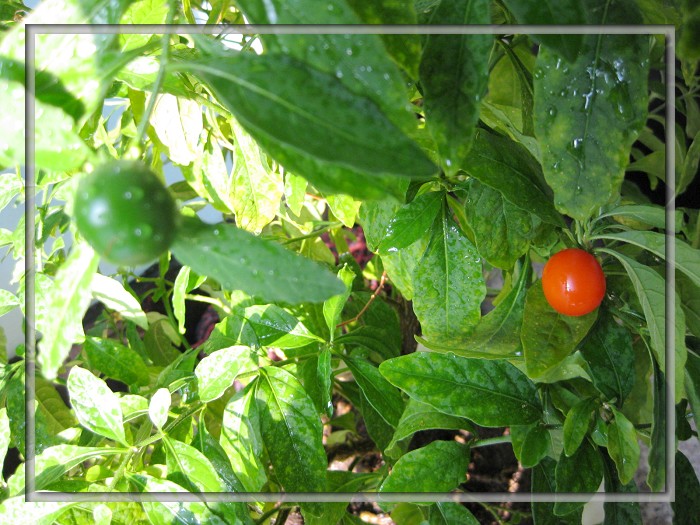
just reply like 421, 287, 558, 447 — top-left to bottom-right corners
685, 350, 700, 434
423, 258, 531, 359
191, 420, 246, 493
379, 440, 469, 496
673, 450, 700, 524
336, 326, 400, 361
346, 353, 404, 428
173, 265, 192, 334
600, 249, 687, 400
38, 241, 99, 381
510, 422, 550, 468
202, 304, 323, 353
500, 0, 585, 62
231, 0, 416, 133
562, 397, 597, 457
413, 212, 485, 345
172, 216, 345, 304
344, 0, 422, 78
379, 352, 542, 426
532, 457, 583, 525
323, 265, 356, 338
678, 273, 700, 338
0, 289, 19, 317
607, 407, 640, 485
419, 0, 491, 174
0, 497, 78, 525
284, 172, 307, 216
256, 366, 327, 492
186, 53, 436, 200
220, 381, 268, 492
166, 438, 226, 491
83, 336, 149, 387
378, 191, 443, 255
9, 445, 125, 496
534, 24, 649, 220
326, 193, 362, 228
387, 398, 472, 454
150, 94, 202, 166
462, 129, 562, 226
554, 440, 603, 516
229, 118, 285, 234
594, 231, 700, 288
118, 0, 168, 51
0, 408, 9, 472
148, 387, 170, 429
580, 315, 635, 402
195, 345, 259, 403
299, 347, 334, 417
602, 451, 642, 525
463, 180, 541, 269
143, 316, 181, 366
521, 281, 597, 378
90, 273, 148, 330
129, 473, 229, 524
648, 359, 666, 492
428, 502, 479, 525
598, 204, 682, 232
67, 366, 127, 445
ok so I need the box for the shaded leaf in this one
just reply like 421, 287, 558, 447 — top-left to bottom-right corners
256, 366, 327, 492
220, 381, 267, 492
607, 407, 640, 485
83, 336, 149, 387
413, 212, 485, 345
420, 0, 491, 174
187, 53, 436, 200
172, 216, 345, 304
521, 281, 597, 378
534, 15, 649, 221
554, 440, 603, 516
379, 440, 469, 496
378, 191, 442, 255
379, 352, 542, 426
580, 315, 635, 402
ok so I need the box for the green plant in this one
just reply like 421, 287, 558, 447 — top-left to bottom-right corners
542, 247, 607, 316
0, 0, 698, 524
73, 160, 179, 266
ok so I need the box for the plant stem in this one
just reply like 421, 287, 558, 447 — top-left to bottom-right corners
337, 272, 387, 328
184, 293, 232, 315
133, 0, 177, 148
471, 435, 512, 448
254, 504, 283, 525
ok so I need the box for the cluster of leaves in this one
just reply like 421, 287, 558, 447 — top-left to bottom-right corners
0, 0, 699, 524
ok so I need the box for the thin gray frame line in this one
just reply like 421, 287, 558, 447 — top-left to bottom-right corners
26, 23, 672, 35
23, 23, 676, 506
664, 26, 676, 503
29, 491, 667, 504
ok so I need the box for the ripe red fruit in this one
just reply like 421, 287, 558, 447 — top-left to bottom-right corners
541, 248, 606, 316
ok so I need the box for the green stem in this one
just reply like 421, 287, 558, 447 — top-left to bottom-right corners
133, 0, 177, 148
254, 504, 284, 525
184, 293, 232, 315
471, 435, 512, 448
106, 449, 136, 492
280, 222, 343, 245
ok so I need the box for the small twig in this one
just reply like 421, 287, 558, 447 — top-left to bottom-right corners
337, 272, 387, 328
